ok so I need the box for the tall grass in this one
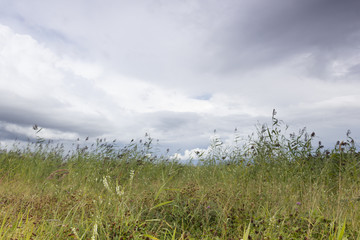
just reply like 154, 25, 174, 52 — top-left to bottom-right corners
0, 111, 359, 239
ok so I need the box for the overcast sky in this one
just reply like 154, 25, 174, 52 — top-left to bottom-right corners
1, 0, 360, 156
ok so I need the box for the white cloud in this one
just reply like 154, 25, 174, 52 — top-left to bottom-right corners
1, 23, 253, 147
0, 24, 112, 136
93, 72, 213, 114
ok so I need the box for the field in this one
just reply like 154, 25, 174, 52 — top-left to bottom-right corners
1, 114, 360, 239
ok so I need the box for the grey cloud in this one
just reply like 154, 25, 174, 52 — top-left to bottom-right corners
143, 111, 201, 133
209, 0, 360, 76
143, 110, 265, 139
0, 90, 112, 137
137, 110, 264, 152
347, 64, 360, 78
0, 122, 34, 141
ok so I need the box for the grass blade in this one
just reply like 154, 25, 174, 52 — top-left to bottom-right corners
151, 200, 174, 210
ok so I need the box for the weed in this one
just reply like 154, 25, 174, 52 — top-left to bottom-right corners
0, 111, 359, 239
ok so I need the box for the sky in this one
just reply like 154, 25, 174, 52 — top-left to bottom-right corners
0, 0, 360, 158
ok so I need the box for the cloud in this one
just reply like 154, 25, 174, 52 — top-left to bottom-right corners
2, 0, 360, 90
209, 0, 360, 79
1, 23, 255, 148
0, 1, 360, 154
0, 24, 113, 139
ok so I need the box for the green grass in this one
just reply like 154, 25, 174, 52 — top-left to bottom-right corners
1, 112, 360, 239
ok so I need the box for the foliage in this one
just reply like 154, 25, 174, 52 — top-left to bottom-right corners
0, 112, 359, 239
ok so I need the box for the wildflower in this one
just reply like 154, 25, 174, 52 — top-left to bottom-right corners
91, 222, 98, 240
129, 170, 135, 184
103, 176, 111, 192
116, 184, 124, 196
296, 202, 301, 205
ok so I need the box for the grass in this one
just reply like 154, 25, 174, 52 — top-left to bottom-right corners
0, 111, 360, 239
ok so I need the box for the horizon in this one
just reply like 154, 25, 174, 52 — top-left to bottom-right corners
1, 111, 357, 163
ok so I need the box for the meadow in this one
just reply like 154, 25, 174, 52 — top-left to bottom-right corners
0, 112, 359, 239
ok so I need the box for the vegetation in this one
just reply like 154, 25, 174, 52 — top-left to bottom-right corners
0, 110, 359, 239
